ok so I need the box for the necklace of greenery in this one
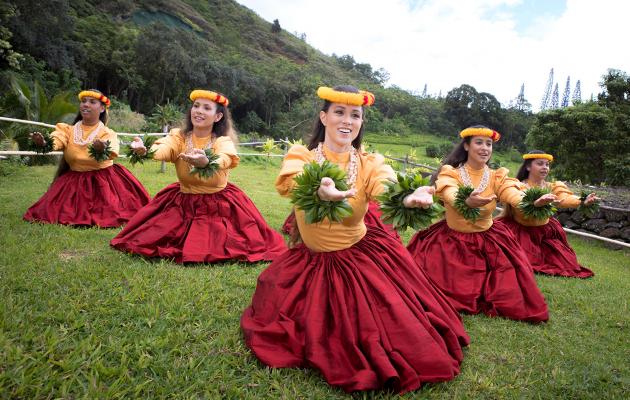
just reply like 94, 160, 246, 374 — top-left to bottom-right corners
87, 140, 113, 162
453, 164, 490, 222
29, 131, 54, 154
578, 190, 600, 217
518, 186, 557, 220
186, 133, 221, 179
126, 135, 157, 166
377, 172, 444, 232
290, 159, 353, 224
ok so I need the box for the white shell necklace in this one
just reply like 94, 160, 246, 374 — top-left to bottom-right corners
73, 121, 104, 146
185, 132, 215, 153
314, 142, 359, 190
458, 164, 490, 192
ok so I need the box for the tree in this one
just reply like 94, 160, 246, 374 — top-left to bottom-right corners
550, 83, 559, 109
2, 74, 76, 149
132, 23, 212, 111
512, 83, 531, 112
444, 84, 479, 128
6, 0, 80, 73
0, 2, 22, 70
540, 68, 554, 110
527, 103, 619, 184
148, 101, 183, 133
5, 75, 75, 124
572, 80, 582, 104
598, 69, 630, 106
444, 84, 503, 132
527, 70, 630, 186
561, 76, 570, 108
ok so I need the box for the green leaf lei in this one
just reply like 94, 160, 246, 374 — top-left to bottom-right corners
29, 131, 54, 154
518, 186, 557, 220
290, 160, 353, 224
87, 140, 113, 162
454, 185, 481, 222
377, 172, 444, 232
577, 190, 600, 217
189, 148, 221, 179
125, 135, 157, 166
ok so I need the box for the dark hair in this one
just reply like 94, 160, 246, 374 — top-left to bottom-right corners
515, 150, 547, 181
431, 125, 493, 184
72, 89, 109, 125
307, 85, 365, 150
181, 96, 238, 143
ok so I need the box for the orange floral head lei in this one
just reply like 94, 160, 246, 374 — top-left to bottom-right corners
523, 152, 554, 162
459, 126, 501, 142
317, 86, 375, 106
78, 90, 111, 108
189, 89, 229, 107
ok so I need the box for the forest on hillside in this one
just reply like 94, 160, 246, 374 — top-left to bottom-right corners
0, 0, 628, 184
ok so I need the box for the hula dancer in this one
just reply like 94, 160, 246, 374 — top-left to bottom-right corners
407, 126, 549, 323
241, 86, 469, 394
498, 150, 596, 278
110, 89, 286, 263
24, 90, 150, 227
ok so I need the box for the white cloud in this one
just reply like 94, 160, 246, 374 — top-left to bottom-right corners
237, 0, 628, 108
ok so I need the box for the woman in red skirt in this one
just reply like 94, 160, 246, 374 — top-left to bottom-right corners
110, 89, 286, 264
407, 126, 549, 323
241, 86, 469, 394
24, 90, 150, 227
498, 150, 596, 278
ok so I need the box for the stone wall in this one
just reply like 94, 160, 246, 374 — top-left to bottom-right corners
556, 206, 630, 243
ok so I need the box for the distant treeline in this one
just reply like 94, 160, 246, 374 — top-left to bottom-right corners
1, 1, 628, 184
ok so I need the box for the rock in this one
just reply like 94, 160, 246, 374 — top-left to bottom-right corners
583, 218, 607, 233
571, 210, 587, 224
599, 227, 621, 239
556, 212, 571, 225
563, 220, 579, 230
604, 222, 624, 230
621, 227, 630, 241
604, 210, 627, 222
590, 210, 606, 219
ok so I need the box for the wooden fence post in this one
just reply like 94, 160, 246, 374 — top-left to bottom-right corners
160, 124, 168, 173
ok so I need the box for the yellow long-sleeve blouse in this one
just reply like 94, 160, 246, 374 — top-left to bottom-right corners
509, 180, 582, 226
276, 144, 395, 252
150, 128, 239, 194
436, 164, 524, 233
51, 122, 119, 171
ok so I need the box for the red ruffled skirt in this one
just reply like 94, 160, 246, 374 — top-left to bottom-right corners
23, 164, 150, 228
498, 217, 594, 278
282, 201, 401, 242
110, 182, 287, 263
407, 220, 549, 323
241, 227, 469, 394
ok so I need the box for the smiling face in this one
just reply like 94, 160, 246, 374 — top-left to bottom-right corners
79, 96, 105, 125
190, 98, 223, 131
463, 135, 493, 167
528, 158, 551, 181
319, 103, 363, 152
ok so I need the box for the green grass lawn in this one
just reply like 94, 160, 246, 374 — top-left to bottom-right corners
1, 159, 628, 399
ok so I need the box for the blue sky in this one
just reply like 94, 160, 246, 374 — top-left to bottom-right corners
494, 0, 566, 36
236, 0, 628, 109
